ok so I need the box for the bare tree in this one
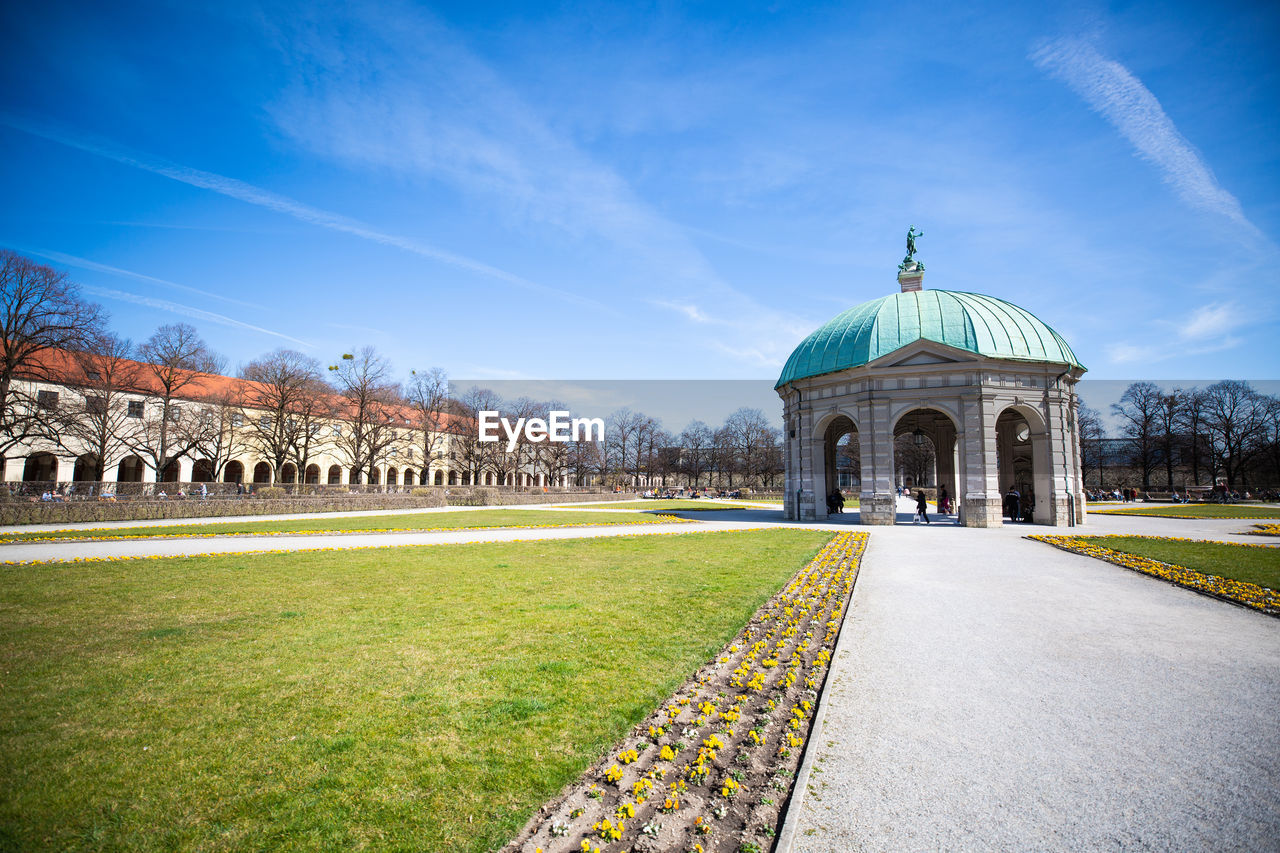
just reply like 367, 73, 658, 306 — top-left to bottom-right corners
190, 391, 245, 482
724, 407, 775, 488
240, 350, 325, 483
1176, 389, 1211, 486
1111, 381, 1164, 489
679, 421, 714, 487
1157, 389, 1183, 489
57, 334, 140, 480
0, 250, 106, 476
1202, 380, 1267, 489
406, 367, 452, 486
1076, 402, 1105, 486
326, 347, 402, 485
127, 323, 223, 481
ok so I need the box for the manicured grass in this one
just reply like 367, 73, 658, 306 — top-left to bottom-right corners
0, 509, 674, 542
561, 500, 748, 511
0, 529, 832, 852
1076, 536, 1280, 589
1092, 504, 1280, 519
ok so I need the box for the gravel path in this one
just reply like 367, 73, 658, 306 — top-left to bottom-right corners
784, 498, 1280, 852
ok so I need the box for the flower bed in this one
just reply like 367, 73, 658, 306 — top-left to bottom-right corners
1030, 534, 1280, 617
505, 531, 867, 853
1247, 523, 1280, 536
0, 515, 688, 545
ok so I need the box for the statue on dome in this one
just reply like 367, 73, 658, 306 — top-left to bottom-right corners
905, 226, 923, 261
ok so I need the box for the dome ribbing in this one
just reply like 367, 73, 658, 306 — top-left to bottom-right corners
776, 290, 1083, 388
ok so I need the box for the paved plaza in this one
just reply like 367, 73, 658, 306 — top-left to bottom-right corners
6, 499, 1278, 851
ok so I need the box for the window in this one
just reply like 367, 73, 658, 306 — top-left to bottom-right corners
87, 370, 102, 381
85, 395, 106, 415
36, 390, 59, 410
260, 416, 272, 429
231, 413, 244, 427
332, 425, 342, 437
167, 405, 181, 422
309, 423, 320, 436
127, 400, 144, 418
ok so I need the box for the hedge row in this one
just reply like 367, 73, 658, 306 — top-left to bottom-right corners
0, 490, 615, 526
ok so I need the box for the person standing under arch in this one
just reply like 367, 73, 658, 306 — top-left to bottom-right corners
914, 490, 930, 524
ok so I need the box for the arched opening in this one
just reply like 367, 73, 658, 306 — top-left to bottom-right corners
435, 470, 445, 485
118, 455, 146, 482
191, 459, 215, 482
305, 464, 321, 484
386, 468, 398, 486
892, 407, 961, 522
403, 468, 414, 487
252, 462, 272, 484
349, 467, 362, 485
818, 415, 859, 520
223, 460, 244, 483
161, 459, 181, 482
280, 463, 297, 484
23, 452, 59, 482
368, 467, 381, 485
995, 407, 1051, 525
328, 465, 343, 485
73, 453, 101, 481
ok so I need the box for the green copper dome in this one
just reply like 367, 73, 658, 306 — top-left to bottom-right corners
776, 289, 1084, 388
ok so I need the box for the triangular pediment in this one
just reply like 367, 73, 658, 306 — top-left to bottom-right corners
872, 339, 979, 368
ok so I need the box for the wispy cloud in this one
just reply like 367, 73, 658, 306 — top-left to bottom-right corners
5, 244, 262, 310
0, 113, 603, 311
83, 285, 313, 348
1176, 301, 1244, 339
262, 2, 809, 366
1031, 37, 1263, 241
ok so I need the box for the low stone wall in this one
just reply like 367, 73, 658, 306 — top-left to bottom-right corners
0, 490, 617, 526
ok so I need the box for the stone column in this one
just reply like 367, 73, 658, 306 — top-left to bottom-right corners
54, 456, 73, 484
796, 405, 819, 521
858, 398, 896, 524
961, 394, 1002, 527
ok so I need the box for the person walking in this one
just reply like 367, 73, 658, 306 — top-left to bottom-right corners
914, 490, 930, 524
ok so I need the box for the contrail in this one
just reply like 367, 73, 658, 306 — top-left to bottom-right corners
83, 285, 314, 348
1, 114, 608, 310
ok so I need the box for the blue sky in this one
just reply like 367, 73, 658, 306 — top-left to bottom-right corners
2, 1, 1277, 383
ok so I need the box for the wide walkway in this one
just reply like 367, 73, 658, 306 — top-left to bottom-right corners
5, 498, 1278, 850
784, 497, 1280, 852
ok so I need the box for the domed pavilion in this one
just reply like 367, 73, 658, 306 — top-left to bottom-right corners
775, 241, 1087, 526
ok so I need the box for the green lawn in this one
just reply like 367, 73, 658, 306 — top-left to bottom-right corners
1092, 504, 1280, 519
0, 529, 831, 852
0, 509, 675, 542
1076, 536, 1280, 589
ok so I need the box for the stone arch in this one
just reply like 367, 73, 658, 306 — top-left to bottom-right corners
223, 460, 244, 483
73, 453, 101, 481
328, 465, 342, 485
995, 403, 1052, 525
252, 462, 272, 484
191, 459, 215, 482
23, 452, 58, 482
349, 467, 362, 485
890, 406, 961, 515
403, 468, 414, 487
369, 467, 381, 485
118, 455, 146, 482
304, 464, 321, 484
386, 467, 398, 487
280, 463, 297, 484
161, 459, 181, 482
435, 470, 444, 485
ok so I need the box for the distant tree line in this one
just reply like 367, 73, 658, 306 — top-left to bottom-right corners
1079, 380, 1280, 491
